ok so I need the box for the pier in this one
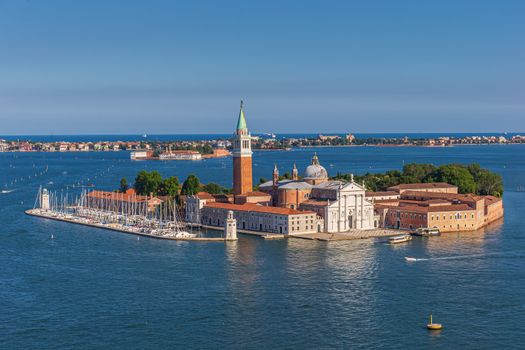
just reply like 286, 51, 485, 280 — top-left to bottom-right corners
198, 223, 286, 240
26, 209, 227, 242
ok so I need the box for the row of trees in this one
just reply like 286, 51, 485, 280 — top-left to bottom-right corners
118, 171, 231, 198
333, 163, 503, 197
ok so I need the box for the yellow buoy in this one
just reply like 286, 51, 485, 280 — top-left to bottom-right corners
427, 314, 443, 330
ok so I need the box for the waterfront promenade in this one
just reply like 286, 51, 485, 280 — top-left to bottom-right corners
291, 229, 402, 241
26, 209, 397, 242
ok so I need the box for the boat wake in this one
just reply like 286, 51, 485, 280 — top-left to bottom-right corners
406, 251, 524, 262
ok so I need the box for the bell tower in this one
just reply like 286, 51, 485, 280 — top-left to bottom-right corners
292, 163, 298, 181
273, 164, 279, 187
233, 100, 253, 196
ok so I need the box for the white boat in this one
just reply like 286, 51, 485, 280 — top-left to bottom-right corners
413, 227, 440, 237
174, 231, 197, 238
389, 234, 412, 244
405, 257, 418, 262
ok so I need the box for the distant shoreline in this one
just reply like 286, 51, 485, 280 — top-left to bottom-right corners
1, 143, 522, 154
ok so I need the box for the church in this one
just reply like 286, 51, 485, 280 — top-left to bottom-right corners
259, 154, 378, 232
185, 101, 378, 234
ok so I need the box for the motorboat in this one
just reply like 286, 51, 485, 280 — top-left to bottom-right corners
412, 227, 440, 237
389, 234, 412, 244
405, 257, 418, 262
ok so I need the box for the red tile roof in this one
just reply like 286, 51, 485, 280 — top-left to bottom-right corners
236, 191, 272, 198
400, 191, 484, 203
87, 190, 163, 203
365, 191, 399, 197
377, 202, 473, 213
204, 202, 314, 215
196, 191, 215, 200
301, 200, 330, 206
388, 182, 457, 190
484, 196, 502, 206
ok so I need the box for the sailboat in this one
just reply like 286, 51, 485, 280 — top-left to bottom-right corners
165, 200, 196, 238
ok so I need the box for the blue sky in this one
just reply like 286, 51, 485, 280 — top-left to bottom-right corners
0, 0, 524, 134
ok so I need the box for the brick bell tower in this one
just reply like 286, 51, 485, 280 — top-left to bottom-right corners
232, 100, 253, 196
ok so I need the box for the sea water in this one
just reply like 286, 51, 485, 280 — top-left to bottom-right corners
1, 144, 524, 349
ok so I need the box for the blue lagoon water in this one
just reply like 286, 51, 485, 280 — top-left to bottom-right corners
1, 145, 524, 349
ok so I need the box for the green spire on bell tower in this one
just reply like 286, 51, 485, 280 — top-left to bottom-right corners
236, 100, 247, 131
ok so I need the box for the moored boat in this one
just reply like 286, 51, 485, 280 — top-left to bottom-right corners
389, 234, 412, 244
412, 227, 440, 237
174, 231, 197, 238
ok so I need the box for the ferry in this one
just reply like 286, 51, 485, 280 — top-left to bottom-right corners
412, 227, 440, 237
389, 234, 412, 244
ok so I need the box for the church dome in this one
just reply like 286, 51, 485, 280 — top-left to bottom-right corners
304, 153, 328, 180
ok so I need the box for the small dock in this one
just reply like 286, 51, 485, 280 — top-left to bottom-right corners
25, 209, 227, 242
198, 223, 286, 240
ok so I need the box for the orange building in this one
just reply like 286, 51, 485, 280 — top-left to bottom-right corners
232, 100, 253, 197
235, 191, 272, 205
200, 202, 318, 234
86, 189, 164, 213
375, 190, 504, 232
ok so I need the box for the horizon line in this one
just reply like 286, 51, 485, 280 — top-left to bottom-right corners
1, 131, 524, 137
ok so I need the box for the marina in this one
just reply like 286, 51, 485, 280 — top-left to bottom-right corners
26, 187, 236, 242
25, 208, 226, 242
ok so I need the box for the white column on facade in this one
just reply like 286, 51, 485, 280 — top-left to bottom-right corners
354, 194, 358, 229
361, 194, 365, 228
342, 195, 346, 231
338, 197, 341, 232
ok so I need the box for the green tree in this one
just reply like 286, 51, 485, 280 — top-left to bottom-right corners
471, 168, 503, 196
402, 163, 436, 183
119, 177, 129, 193
181, 174, 201, 196
434, 164, 476, 194
159, 176, 180, 197
134, 170, 163, 196
279, 172, 292, 180
331, 162, 503, 196
201, 182, 226, 194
